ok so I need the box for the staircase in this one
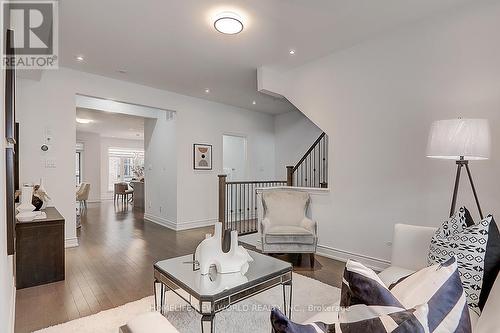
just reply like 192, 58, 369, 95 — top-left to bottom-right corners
218, 132, 328, 235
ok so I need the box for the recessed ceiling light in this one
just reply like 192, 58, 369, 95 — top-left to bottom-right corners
76, 118, 93, 124
289, 49, 295, 55
214, 12, 243, 35
205, 88, 210, 94
252, 100, 256, 105
75, 55, 85, 62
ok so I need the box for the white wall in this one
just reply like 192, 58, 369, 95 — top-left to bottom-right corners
259, 1, 500, 268
175, 100, 276, 230
144, 114, 177, 225
274, 110, 324, 179
1, 65, 15, 333
76, 131, 101, 201
17, 68, 276, 241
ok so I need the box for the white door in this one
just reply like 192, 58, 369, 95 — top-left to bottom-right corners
223, 135, 247, 181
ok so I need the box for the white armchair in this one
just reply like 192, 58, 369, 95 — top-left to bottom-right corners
259, 189, 317, 267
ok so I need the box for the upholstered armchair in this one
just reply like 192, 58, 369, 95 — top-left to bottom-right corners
259, 189, 317, 267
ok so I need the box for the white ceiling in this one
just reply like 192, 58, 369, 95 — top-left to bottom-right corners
61, 0, 473, 114
76, 108, 145, 141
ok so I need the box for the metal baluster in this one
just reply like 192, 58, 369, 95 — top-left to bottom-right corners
313, 146, 316, 187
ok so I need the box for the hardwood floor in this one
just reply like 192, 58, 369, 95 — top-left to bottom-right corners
15, 201, 344, 333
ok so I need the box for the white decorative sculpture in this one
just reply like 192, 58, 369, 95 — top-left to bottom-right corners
195, 272, 249, 295
194, 222, 254, 275
17, 185, 35, 213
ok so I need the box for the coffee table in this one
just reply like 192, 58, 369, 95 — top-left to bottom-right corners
153, 250, 293, 332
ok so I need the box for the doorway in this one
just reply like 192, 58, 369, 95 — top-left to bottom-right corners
223, 134, 248, 181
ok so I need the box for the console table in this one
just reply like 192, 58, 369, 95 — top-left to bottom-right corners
16, 207, 65, 289
153, 250, 292, 332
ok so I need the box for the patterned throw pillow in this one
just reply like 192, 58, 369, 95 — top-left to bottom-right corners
269, 259, 471, 333
428, 212, 500, 314
270, 305, 430, 333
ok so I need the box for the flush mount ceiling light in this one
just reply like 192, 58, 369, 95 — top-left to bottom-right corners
214, 12, 243, 35
289, 49, 296, 55
76, 118, 93, 124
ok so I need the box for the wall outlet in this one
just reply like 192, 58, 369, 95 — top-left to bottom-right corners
45, 159, 57, 168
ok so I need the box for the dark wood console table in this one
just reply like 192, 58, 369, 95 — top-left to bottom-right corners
16, 207, 65, 289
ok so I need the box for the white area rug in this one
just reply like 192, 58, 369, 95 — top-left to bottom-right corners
35, 273, 340, 333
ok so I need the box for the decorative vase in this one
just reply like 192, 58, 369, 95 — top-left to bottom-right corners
17, 186, 35, 213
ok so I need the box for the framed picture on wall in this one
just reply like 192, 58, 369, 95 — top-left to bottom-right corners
193, 144, 212, 170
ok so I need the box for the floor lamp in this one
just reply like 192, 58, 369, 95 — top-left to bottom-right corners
427, 118, 491, 219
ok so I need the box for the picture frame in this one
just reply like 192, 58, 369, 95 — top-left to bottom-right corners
193, 144, 212, 170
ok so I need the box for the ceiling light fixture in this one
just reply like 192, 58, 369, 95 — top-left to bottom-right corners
76, 118, 93, 124
75, 55, 85, 62
252, 100, 256, 105
289, 49, 295, 55
205, 88, 210, 94
214, 12, 243, 35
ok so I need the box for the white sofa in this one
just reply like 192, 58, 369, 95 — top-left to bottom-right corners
304, 224, 500, 333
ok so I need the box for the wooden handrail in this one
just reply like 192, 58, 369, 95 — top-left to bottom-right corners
293, 132, 326, 172
224, 180, 287, 185
288, 132, 328, 188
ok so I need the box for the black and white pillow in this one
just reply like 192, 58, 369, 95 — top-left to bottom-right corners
270, 258, 471, 333
428, 212, 500, 314
270, 305, 430, 333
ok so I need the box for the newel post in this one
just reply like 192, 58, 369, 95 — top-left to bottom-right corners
218, 175, 227, 227
286, 166, 294, 186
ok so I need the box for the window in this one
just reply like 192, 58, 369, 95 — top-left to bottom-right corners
108, 147, 144, 190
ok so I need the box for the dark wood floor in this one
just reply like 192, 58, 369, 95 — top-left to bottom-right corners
15, 201, 344, 333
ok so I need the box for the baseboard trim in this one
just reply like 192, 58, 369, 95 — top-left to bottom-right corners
9, 276, 15, 333
144, 213, 177, 230
65, 237, 79, 248
177, 218, 217, 231
144, 214, 217, 231
316, 244, 390, 272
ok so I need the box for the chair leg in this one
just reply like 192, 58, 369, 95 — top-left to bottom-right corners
297, 254, 302, 266
309, 253, 315, 268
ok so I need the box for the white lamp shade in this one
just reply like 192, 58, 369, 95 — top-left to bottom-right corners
426, 118, 491, 160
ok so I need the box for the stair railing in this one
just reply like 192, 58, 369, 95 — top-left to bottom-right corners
218, 175, 287, 234
287, 132, 328, 188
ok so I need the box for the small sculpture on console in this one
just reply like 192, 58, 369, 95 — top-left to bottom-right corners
194, 222, 254, 275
